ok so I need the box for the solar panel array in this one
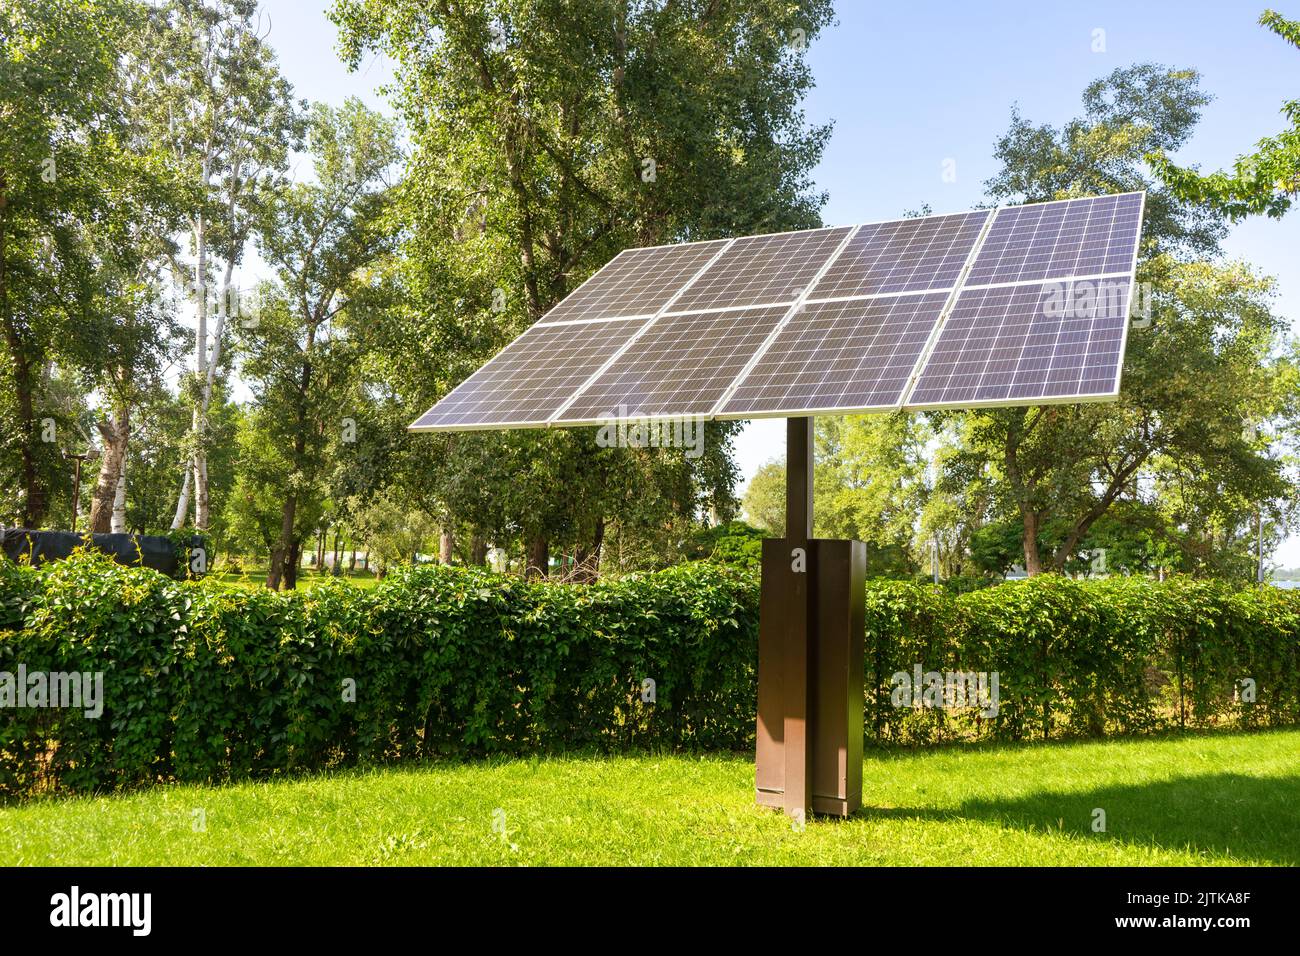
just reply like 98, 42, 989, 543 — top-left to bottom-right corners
410, 192, 1145, 432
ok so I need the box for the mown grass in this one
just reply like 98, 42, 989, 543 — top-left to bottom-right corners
2, 729, 1296, 866
208, 566, 382, 590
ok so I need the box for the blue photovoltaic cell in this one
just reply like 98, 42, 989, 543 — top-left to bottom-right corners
906, 278, 1133, 407
409, 318, 647, 429
721, 294, 950, 415
553, 306, 790, 422
963, 192, 1143, 286
539, 239, 728, 324
807, 211, 990, 299
666, 227, 852, 312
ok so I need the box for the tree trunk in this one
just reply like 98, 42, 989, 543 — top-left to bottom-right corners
192, 209, 209, 529
110, 453, 127, 533
268, 493, 297, 590
527, 535, 549, 580
0, 229, 47, 527
12, 357, 46, 527
439, 529, 454, 564
170, 465, 191, 530
194, 453, 209, 529
89, 407, 129, 533
286, 539, 300, 589
469, 535, 488, 566
573, 518, 604, 582
1021, 509, 1043, 576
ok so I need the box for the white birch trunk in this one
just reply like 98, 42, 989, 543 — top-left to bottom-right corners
111, 455, 126, 534
170, 466, 191, 531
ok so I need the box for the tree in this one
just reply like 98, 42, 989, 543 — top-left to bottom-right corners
344, 489, 439, 577
135, 0, 301, 532
942, 64, 1298, 576
0, 0, 178, 528
741, 459, 787, 536
332, 0, 834, 575
1150, 10, 1300, 219
740, 415, 931, 577
813, 414, 930, 576
238, 99, 399, 589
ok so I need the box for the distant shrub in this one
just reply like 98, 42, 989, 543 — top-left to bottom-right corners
691, 520, 764, 571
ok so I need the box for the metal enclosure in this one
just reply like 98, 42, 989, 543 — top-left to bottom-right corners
755, 536, 866, 817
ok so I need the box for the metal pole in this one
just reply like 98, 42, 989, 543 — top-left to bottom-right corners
783, 416, 813, 819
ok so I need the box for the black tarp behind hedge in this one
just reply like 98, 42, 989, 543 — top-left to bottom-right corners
0, 528, 202, 578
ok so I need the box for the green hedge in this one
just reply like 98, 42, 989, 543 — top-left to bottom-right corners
1, 551, 1298, 797
0, 552, 758, 797
866, 576, 1300, 743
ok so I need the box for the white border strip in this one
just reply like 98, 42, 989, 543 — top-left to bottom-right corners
554, 388, 1119, 428
537, 313, 658, 327
958, 270, 1134, 293
897, 207, 1001, 408
1110, 189, 1148, 395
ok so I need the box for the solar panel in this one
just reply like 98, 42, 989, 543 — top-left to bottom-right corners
553, 306, 790, 424
538, 239, 729, 324
408, 317, 647, 430
666, 226, 852, 313
719, 293, 950, 417
963, 193, 1142, 286
408, 191, 1145, 432
905, 278, 1133, 407
807, 211, 989, 299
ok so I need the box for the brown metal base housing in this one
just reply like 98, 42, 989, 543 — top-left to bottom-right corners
755, 537, 866, 818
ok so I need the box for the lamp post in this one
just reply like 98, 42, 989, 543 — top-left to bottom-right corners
64, 448, 100, 533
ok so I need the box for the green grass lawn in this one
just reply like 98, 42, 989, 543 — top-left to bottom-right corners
209, 566, 382, 590
3, 729, 1296, 866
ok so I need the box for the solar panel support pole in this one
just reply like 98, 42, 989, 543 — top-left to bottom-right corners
757, 417, 864, 820
783, 416, 814, 821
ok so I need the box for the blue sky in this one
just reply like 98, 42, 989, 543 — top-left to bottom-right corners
254, 0, 1299, 566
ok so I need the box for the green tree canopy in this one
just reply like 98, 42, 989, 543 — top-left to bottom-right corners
1150, 10, 1300, 219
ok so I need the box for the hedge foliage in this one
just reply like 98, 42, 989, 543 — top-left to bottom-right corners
866, 576, 1300, 744
1, 551, 1297, 796
0, 552, 757, 797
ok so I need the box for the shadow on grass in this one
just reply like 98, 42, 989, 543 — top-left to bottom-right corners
868, 772, 1300, 865
863, 724, 1300, 762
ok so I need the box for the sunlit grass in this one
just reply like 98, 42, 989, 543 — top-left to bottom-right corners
208, 566, 382, 590
3, 729, 1295, 866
